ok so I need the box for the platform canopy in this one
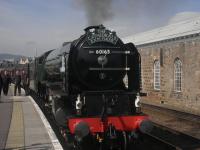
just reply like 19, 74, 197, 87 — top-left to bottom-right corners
123, 12, 200, 46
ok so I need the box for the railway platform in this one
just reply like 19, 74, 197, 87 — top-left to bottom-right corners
0, 85, 63, 150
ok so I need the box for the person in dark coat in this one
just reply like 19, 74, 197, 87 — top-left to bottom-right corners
0, 72, 3, 97
21, 70, 29, 95
21, 70, 26, 88
14, 70, 21, 96
2, 70, 11, 96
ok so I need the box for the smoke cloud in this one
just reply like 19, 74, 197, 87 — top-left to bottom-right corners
76, 0, 185, 36
106, 0, 188, 36
79, 0, 113, 26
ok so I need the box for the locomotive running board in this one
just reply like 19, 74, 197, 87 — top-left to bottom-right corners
83, 47, 131, 54
80, 90, 140, 96
89, 67, 130, 71
88, 50, 131, 54
83, 46, 121, 49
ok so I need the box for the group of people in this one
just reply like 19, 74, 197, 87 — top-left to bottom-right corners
0, 69, 29, 100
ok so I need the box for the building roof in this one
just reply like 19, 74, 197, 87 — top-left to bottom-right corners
123, 12, 200, 46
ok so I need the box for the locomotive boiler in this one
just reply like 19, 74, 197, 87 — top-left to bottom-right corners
31, 25, 152, 150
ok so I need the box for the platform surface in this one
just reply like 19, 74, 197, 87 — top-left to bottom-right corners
0, 85, 63, 150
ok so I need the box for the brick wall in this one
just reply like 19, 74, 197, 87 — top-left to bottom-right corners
138, 37, 200, 115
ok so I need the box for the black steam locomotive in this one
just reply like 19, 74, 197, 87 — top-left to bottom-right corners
27, 25, 152, 150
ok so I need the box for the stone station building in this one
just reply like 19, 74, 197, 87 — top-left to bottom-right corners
124, 13, 200, 115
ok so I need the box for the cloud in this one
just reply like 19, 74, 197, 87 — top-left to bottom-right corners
97, 0, 195, 37
74, 0, 182, 37
25, 41, 37, 46
0, 0, 87, 56
0, 0, 199, 56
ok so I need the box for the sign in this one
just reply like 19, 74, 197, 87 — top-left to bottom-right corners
95, 49, 111, 55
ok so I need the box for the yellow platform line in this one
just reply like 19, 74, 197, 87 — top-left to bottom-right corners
5, 97, 25, 149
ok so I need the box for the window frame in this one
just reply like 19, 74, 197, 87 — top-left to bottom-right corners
154, 60, 161, 90
174, 58, 182, 92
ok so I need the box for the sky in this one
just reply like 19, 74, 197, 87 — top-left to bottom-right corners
0, 0, 200, 56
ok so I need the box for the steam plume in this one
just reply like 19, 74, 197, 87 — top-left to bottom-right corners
80, 0, 113, 25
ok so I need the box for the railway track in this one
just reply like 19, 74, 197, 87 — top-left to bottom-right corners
142, 103, 200, 123
142, 133, 180, 150
142, 103, 200, 150
150, 123, 200, 150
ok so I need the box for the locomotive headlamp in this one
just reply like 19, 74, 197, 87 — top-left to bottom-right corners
135, 94, 140, 108
76, 95, 83, 110
135, 93, 141, 113
76, 102, 82, 109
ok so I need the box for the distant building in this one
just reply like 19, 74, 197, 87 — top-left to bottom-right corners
124, 12, 200, 115
0, 61, 14, 68
19, 57, 29, 64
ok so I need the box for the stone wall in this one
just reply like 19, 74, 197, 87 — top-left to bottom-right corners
138, 37, 200, 115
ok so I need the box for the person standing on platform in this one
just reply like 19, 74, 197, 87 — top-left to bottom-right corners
0, 71, 3, 99
21, 70, 25, 88
14, 70, 21, 96
21, 70, 29, 95
2, 70, 11, 96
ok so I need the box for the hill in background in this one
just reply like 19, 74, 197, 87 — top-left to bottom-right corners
0, 53, 28, 61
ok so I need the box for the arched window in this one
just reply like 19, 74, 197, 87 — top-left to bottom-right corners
174, 58, 182, 92
154, 60, 160, 90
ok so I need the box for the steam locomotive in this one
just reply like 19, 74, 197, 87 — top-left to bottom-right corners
26, 25, 152, 150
